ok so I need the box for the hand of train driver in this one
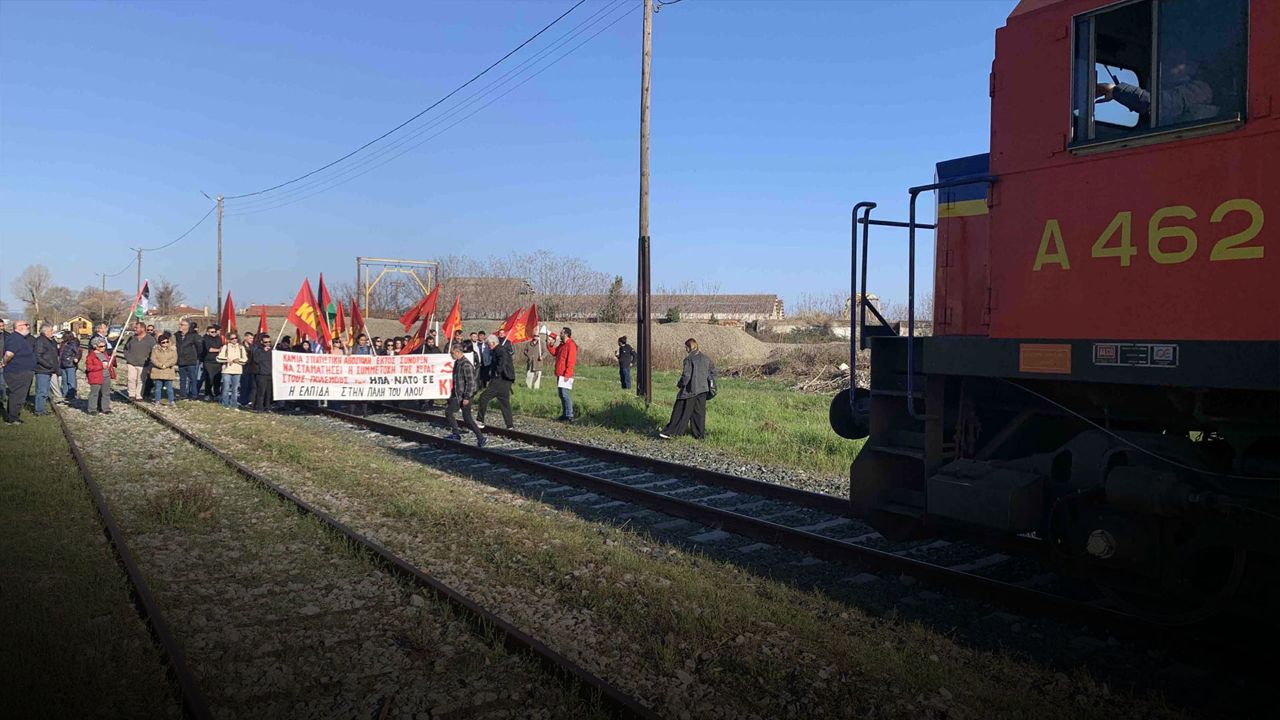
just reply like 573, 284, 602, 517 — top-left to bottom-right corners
1095, 82, 1116, 102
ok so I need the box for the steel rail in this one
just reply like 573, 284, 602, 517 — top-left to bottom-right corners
321, 408, 1165, 637
122, 398, 657, 720
373, 403, 853, 516
52, 405, 214, 720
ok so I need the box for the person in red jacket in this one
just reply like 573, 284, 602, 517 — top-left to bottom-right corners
546, 326, 578, 422
84, 336, 115, 414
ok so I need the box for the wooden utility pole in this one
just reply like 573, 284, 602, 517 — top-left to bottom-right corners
636, 0, 654, 406
216, 194, 224, 312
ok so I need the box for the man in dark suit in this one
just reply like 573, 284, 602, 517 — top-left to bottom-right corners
616, 336, 635, 389
475, 333, 515, 429
659, 338, 715, 440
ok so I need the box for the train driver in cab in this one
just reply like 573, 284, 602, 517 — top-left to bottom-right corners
1095, 48, 1216, 126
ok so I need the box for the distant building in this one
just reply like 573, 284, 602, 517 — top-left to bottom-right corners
243, 304, 291, 317
842, 293, 880, 319
436, 277, 536, 319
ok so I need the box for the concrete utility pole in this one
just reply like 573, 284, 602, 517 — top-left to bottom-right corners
216, 194, 224, 312
134, 248, 143, 296
95, 272, 107, 322
636, 0, 654, 406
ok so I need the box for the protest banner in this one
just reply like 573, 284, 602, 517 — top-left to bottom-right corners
273, 351, 453, 401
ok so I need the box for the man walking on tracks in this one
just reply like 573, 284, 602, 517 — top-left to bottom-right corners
547, 326, 578, 422
659, 338, 716, 440
445, 343, 485, 446
476, 333, 515, 430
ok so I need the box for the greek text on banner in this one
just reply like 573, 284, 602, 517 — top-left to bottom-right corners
272, 351, 453, 400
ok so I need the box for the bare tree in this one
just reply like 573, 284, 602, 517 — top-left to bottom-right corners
11, 264, 52, 322
154, 278, 185, 315
77, 286, 133, 325
43, 286, 78, 323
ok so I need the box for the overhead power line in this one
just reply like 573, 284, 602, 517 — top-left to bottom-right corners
102, 256, 137, 278
226, 0, 637, 217
223, 0, 588, 201
137, 204, 218, 252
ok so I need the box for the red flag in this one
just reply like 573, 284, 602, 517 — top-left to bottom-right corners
523, 304, 540, 343
399, 286, 440, 354
440, 296, 462, 347
333, 299, 347, 345
220, 292, 238, 337
257, 304, 269, 335
499, 306, 525, 336
398, 285, 440, 332
350, 297, 366, 338
315, 273, 334, 351
286, 278, 322, 343
502, 306, 535, 344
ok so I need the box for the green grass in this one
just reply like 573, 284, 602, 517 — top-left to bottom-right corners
507, 365, 862, 477
0, 411, 178, 718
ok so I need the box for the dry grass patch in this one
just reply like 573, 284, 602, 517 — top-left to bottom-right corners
163, 403, 1186, 720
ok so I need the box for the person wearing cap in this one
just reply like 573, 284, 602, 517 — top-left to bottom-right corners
546, 326, 578, 422
201, 324, 224, 401
1, 319, 36, 423
85, 336, 115, 415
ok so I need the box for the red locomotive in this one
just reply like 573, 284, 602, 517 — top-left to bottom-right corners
832, 0, 1278, 620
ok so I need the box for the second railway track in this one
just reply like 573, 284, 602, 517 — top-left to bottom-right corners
56, 394, 654, 720
324, 404, 1239, 648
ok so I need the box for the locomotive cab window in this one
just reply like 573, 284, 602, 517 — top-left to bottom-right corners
1071, 0, 1248, 148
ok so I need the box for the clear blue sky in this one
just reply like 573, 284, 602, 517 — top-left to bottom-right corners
0, 0, 1012, 315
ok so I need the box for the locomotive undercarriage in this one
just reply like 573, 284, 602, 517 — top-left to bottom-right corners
832, 338, 1280, 622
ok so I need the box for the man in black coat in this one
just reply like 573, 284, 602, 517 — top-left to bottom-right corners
475, 334, 515, 430
32, 324, 59, 415
200, 325, 223, 400
250, 334, 274, 412
616, 336, 635, 390
659, 338, 716, 440
175, 319, 204, 400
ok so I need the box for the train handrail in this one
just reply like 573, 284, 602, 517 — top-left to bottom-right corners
905, 175, 995, 419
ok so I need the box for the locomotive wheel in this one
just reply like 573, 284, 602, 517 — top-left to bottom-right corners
1090, 546, 1246, 625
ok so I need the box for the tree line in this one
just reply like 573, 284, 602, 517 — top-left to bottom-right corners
7, 265, 189, 326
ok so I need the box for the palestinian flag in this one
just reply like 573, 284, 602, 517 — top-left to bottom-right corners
316, 273, 335, 351
133, 280, 151, 320
286, 278, 322, 343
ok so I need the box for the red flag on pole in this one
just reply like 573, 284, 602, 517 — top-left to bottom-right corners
502, 306, 535, 344
258, 304, 269, 335
350, 297, 366, 338
440, 296, 462, 347
523, 304, 540, 343
333, 299, 347, 346
286, 278, 322, 343
220, 292, 238, 337
398, 285, 440, 332
398, 286, 440, 354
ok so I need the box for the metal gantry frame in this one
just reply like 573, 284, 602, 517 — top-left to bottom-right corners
355, 257, 439, 319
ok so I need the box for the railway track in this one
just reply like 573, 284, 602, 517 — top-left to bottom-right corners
52, 404, 213, 720
325, 404, 1197, 643
63, 393, 655, 719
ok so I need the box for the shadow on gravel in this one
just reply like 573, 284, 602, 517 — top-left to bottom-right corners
370, 418, 1272, 719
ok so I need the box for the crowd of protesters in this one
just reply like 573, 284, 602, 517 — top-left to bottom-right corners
1, 316, 716, 442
